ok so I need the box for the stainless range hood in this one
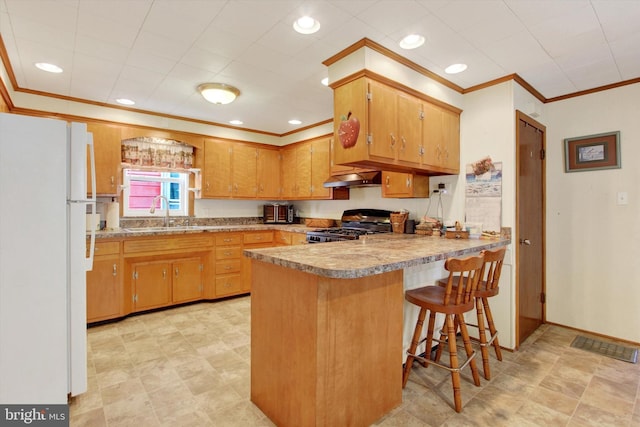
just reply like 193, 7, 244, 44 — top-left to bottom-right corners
323, 171, 382, 188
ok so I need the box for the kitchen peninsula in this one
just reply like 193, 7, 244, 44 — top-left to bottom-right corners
244, 234, 510, 427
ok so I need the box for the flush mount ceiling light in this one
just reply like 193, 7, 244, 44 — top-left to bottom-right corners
445, 63, 468, 74
293, 16, 320, 34
35, 62, 63, 73
197, 83, 240, 105
288, 119, 302, 125
229, 119, 243, 125
321, 77, 329, 86
399, 34, 425, 50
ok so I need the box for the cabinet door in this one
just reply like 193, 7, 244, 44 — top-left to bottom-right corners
280, 147, 297, 199
310, 138, 331, 199
296, 143, 312, 198
232, 144, 258, 197
172, 258, 203, 303
382, 171, 430, 198
382, 171, 411, 197
422, 102, 459, 172
203, 139, 232, 197
87, 123, 121, 196
86, 255, 121, 322
368, 81, 397, 160
257, 147, 280, 199
133, 261, 171, 311
397, 94, 423, 164
441, 108, 460, 171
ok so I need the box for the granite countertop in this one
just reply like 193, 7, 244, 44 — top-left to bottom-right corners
243, 234, 511, 279
92, 224, 315, 238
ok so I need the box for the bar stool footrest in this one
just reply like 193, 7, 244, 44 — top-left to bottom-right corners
406, 350, 477, 374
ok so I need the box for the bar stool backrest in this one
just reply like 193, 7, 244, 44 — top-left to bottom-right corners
479, 247, 507, 291
442, 254, 485, 306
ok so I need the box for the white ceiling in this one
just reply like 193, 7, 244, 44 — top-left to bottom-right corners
1, 0, 639, 135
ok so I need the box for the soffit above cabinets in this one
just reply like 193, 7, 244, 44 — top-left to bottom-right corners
2, 0, 640, 135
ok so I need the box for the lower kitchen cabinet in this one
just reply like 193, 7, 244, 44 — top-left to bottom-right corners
274, 230, 308, 246
86, 240, 122, 323
87, 230, 308, 324
214, 233, 244, 297
132, 260, 172, 311
242, 231, 274, 292
171, 257, 204, 303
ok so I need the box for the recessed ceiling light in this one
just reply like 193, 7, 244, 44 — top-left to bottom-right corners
116, 98, 135, 106
35, 62, 63, 73
321, 77, 329, 86
445, 63, 468, 74
288, 119, 302, 125
229, 120, 243, 125
399, 34, 425, 50
293, 16, 320, 34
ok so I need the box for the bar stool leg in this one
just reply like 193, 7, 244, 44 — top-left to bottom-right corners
403, 307, 427, 387
482, 297, 503, 361
422, 312, 436, 366
475, 296, 491, 380
444, 314, 464, 412
458, 316, 481, 387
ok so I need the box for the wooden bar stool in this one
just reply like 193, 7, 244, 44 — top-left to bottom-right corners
435, 247, 506, 380
402, 253, 484, 413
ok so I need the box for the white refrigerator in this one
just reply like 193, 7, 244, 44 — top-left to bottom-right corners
0, 113, 96, 404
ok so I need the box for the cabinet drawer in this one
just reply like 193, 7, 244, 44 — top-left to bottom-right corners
124, 235, 213, 254
90, 241, 120, 256
216, 259, 241, 274
215, 233, 243, 246
215, 274, 243, 296
215, 246, 242, 260
244, 231, 273, 244
274, 230, 291, 245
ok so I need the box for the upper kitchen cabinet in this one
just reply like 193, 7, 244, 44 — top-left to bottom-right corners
86, 122, 121, 196
202, 139, 280, 199
203, 138, 232, 198
281, 137, 348, 200
256, 146, 281, 199
332, 76, 460, 175
280, 142, 311, 199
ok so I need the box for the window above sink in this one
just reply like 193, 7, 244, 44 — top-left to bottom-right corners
122, 169, 189, 217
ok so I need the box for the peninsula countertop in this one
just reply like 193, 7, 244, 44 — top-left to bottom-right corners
244, 234, 511, 279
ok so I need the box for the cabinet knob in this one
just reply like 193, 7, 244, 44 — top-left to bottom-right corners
175, 268, 179, 277
390, 133, 396, 147
112, 264, 117, 277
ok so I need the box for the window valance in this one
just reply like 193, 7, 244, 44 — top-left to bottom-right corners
121, 137, 194, 169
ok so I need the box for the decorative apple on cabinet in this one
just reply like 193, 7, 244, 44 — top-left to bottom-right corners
338, 111, 360, 148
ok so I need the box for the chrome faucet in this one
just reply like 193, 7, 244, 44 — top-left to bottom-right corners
149, 195, 170, 227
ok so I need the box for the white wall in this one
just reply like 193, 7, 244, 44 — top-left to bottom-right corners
545, 83, 640, 343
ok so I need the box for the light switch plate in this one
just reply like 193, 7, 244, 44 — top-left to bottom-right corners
617, 192, 628, 205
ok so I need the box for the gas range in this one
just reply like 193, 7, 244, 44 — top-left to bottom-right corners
306, 209, 393, 243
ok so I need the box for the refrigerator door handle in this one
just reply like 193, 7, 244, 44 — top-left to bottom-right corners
86, 133, 96, 270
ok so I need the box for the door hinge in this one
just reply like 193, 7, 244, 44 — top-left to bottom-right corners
367, 91, 372, 101
540, 148, 545, 160
540, 292, 546, 303
419, 111, 424, 120
199, 264, 204, 272
367, 134, 373, 145
133, 271, 138, 279
133, 294, 138, 302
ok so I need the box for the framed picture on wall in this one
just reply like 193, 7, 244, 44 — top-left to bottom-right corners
564, 131, 621, 172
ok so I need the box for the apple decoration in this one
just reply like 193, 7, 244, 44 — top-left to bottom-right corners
338, 111, 360, 148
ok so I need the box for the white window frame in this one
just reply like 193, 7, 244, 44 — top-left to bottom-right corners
122, 169, 190, 217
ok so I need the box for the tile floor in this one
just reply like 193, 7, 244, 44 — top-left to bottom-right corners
70, 296, 640, 426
